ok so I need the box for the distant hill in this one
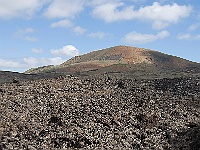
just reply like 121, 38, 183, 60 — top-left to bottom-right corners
25, 46, 200, 79
0, 70, 63, 84
0, 71, 38, 83
1, 45, 200, 84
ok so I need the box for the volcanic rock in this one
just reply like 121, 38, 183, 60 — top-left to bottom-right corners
0, 75, 199, 149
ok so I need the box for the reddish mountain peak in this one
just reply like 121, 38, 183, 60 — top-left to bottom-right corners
25, 46, 200, 76
62, 45, 153, 66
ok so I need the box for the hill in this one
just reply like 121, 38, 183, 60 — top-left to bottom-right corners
0, 71, 39, 83
0, 70, 65, 84
25, 46, 200, 79
1, 46, 200, 149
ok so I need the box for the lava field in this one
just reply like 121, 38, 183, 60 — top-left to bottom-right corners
0, 75, 200, 149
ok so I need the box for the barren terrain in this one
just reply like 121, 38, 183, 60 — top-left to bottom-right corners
1, 46, 200, 149
1, 75, 199, 149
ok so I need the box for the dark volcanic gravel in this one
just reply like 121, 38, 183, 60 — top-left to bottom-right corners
0, 75, 200, 149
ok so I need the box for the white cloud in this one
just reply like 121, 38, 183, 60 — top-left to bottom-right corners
189, 23, 200, 31
0, 59, 22, 69
138, 2, 192, 30
15, 28, 35, 35
0, 44, 80, 72
0, 57, 64, 72
129, 0, 147, 3
50, 19, 86, 35
0, 45, 80, 72
88, 31, 111, 39
51, 19, 73, 28
177, 33, 191, 40
177, 33, 200, 40
23, 36, 38, 42
73, 26, 86, 35
0, 0, 47, 19
14, 28, 38, 42
92, 2, 135, 22
31, 48, 43, 53
51, 45, 79, 57
23, 57, 64, 66
87, 0, 119, 6
123, 30, 169, 44
44, 0, 85, 19
92, 2, 192, 29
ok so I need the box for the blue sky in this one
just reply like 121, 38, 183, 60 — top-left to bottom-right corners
0, 0, 200, 72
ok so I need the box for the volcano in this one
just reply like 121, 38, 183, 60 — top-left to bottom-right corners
25, 45, 200, 79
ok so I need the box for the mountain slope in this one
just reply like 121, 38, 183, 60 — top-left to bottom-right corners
61, 46, 152, 65
25, 45, 200, 79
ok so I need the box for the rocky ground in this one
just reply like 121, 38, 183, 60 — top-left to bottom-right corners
0, 75, 200, 149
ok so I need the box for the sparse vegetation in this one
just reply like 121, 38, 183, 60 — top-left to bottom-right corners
22, 46, 200, 81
